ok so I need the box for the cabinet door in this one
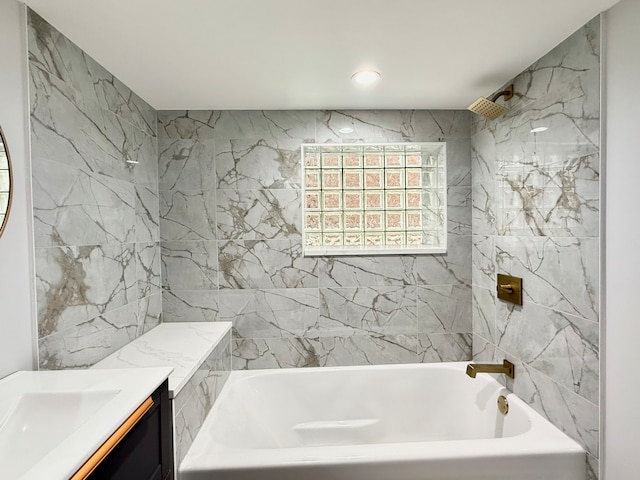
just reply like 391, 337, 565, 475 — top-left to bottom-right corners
88, 380, 173, 480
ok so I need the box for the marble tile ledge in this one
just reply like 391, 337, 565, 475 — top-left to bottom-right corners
93, 322, 232, 398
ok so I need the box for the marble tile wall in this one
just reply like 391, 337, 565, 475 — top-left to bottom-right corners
25, 8, 599, 474
173, 330, 232, 465
158, 110, 473, 368
470, 17, 601, 479
28, 10, 160, 368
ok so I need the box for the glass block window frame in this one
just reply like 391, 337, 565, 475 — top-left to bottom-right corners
302, 142, 447, 256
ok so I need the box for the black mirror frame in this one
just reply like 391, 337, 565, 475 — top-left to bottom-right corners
0, 126, 14, 239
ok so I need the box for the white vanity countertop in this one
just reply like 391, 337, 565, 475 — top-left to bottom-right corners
92, 322, 232, 398
0, 367, 172, 480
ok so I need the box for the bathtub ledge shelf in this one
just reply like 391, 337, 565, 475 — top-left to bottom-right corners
93, 322, 232, 466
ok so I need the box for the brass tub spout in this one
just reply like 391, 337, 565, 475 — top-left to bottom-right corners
466, 360, 515, 379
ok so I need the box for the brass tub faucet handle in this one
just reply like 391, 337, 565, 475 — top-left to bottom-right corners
499, 283, 514, 293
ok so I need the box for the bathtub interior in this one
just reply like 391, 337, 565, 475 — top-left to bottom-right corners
207, 364, 532, 449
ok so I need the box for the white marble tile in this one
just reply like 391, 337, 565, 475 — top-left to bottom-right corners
191, 361, 229, 419
510, 18, 600, 118
173, 382, 196, 419
317, 110, 470, 140
216, 189, 301, 240
318, 238, 471, 289
218, 240, 318, 289
495, 105, 598, 163
448, 186, 472, 236
218, 289, 318, 338
136, 242, 161, 299
110, 77, 156, 137
30, 67, 134, 183
489, 85, 598, 170
158, 110, 217, 140
445, 138, 472, 187
212, 111, 317, 141
496, 236, 599, 322
310, 335, 418, 366
138, 293, 161, 335
174, 392, 205, 465
29, 10, 156, 138
471, 236, 495, 290
500, 353, 599, 458
130, 128, 158, 188
36, 244, 136, 338
158, 138, 216, 191
98, 111, 150, 182
135, 185, 160, 243
28, 11, 84, 92
162, 241, 218, 291
472, 182, 497, 236
312, 288, 363, 336
39, 301, 139, 369
586, 454, 598, 480
471, 334, 496, 362
32, 159, 136, 248
496, 302, 599, 404
417, 284, 471, 334
233, 334, 418, 370
319, 255, 415, 288
471, 129, 497, 185
159, 110, 317, 141
417, 333, 472, 362
162, 289, 219, 323
159, 189, 216, 241
216, 138, 303, 189
472, 286, 495, 342
413, 235, 472, 286
315, 286, 417, 336
496, 152, 599, 237
232, 337, 316, 370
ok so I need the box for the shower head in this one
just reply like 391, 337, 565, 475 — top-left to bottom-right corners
467, 85, 514, 120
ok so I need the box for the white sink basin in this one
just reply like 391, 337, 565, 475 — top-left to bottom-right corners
0, 368, 172, 480
0, 390, 119, 479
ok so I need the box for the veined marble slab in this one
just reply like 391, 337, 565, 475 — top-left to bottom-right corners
93, 322, 231, 398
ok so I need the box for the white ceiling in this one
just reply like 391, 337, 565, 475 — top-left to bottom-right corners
22, 0, 618, 110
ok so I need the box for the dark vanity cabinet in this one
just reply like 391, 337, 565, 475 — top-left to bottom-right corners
85, 380, 174, 480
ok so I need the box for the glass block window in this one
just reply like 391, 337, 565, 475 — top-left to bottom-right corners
302, 143, 447, 256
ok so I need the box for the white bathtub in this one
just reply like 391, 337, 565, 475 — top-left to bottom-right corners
180, 362, 585, 480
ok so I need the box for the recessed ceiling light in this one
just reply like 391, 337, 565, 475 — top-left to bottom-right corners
530, 127, 548, 133
351, 70, 381, 86
339, 127, 354, 134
